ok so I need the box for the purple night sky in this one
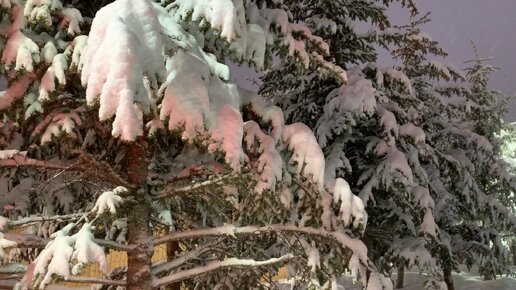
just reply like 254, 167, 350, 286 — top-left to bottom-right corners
0, 1, 515, 119
231, 0, 516, 120
387, 0, 516, 121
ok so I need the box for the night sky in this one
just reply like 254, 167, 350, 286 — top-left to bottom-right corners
1, 1, 515, 120
231, 0, 516, 120
386, 0, 516, 121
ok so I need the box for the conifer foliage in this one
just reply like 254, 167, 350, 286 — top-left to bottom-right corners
1, 1, 515, 290
0, 0, 389, 289
262, 5, 516, 290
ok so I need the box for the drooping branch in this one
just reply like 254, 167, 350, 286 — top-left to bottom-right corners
3, 233, 133, 252
152, 254, 294, 288
77, 152, 135, 188
7, 213, 86, 228
0, 263, 26, 274
61, 276, 126, 286
94, 238, 134, 252
0, 152, 134, 188
153, 224, 371, 266
153, 224, 358, 252
0, 154, 77, 170
152, 174, 241, 200
152, 241, 216, 275
2, 233, 50, 249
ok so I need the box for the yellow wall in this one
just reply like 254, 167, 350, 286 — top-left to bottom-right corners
8, 227, 287, 288
57, 244, 168, 287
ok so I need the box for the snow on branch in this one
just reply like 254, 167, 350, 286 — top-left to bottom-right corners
2, 232, 132, 252
33, 224, 76, 288
91, 187, 126, 216
0, 232, 17, 260
153, 224, 370, 265
32, 111, 82, 144
243, 121, 283, 193
152, 254, 294, 288
0, 152, 75, 170
6, 212, 85, 228
168, 0, 241, 41
152, 174, 242, 200
332, 178, 367, 229
152, 243, 213, 275
72, 224, 108, 274
1, 31, 39, 72
0, 74, 35, 110
283, 123, 325, 190
81, 0, 165, 141
61, 276, 126, 287
30, 223, 109, 289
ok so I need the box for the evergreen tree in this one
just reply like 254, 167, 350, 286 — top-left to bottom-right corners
260, 4, 448, 288
262, 5, 516, 290
379, 16, 516, 290
363, 15, 516, 290
0, 0, 390, 289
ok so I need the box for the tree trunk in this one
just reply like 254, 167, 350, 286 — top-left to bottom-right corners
511, 240, 516, 266
443, 263, 454, 290
126, 196, 153, 290
482, 262, 494, 281
124, 139, 153, 290
396, 264, 405, 289
166, 240, 181, 290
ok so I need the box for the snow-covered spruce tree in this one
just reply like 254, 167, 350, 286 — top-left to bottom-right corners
444, 46, 516, 282
260, 0, 417, 130
366, 16, 464, 289
0, 0, 393, 289
357, 16, 516, 290
383, 16, 516, 290
262, 7, 516, 290
259, 2, 450, 287
498, 123, 516, 269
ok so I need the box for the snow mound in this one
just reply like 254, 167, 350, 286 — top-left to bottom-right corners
72, 224, 108, 274
283, 123, 325, 190
82, 0, 164, 140
92, 190, 123, 216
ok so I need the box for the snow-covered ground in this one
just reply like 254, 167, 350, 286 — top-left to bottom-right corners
2, 267, 514, 290
395, 271, 516, 290
277, 267, 516, 290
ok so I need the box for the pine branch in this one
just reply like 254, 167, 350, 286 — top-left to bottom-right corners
0, 264, 26, 274
152, 174, 240, 200
0, 152, 134, 188
94, 238, 134, 252
0, 154, 77, 170
7, 213, 86, 228
152, 254, 294, 288
2, 233, 49, 249
61, 276, 126, 286
3, 232, 133, 251
152, 224, 369, 265
78, 153, 135, 188
151, 240, 217, 275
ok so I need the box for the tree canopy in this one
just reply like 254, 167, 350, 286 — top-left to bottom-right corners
0, 1, 514, 290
